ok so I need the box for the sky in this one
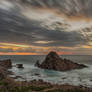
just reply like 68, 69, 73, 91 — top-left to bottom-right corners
0, 0, 92, 55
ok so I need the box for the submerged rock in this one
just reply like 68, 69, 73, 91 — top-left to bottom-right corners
35, 51, 87, 71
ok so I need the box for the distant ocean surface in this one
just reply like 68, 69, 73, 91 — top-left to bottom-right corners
0, 55, 92, 87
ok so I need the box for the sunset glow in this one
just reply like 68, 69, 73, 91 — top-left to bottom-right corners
0, 43, 30, 48
0, 0, 92, 55
0, 52, 38, 55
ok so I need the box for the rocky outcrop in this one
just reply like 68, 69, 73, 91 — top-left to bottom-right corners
0, 59, 12, 68
0, 59, 12, 76
16, 64, 24, 68
0, 67, 6, 80
35, 51, 87, 71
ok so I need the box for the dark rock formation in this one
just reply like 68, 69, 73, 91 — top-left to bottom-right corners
16, 64, 24, 68
35, 51, 87, 71
0, 59, 12, 68
35, 60, 40, 67
34, 73, 40, 76
0, 59, 13, 76
0, 67, 6, 80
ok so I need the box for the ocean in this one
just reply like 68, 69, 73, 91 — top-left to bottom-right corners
0, 55, 92, 87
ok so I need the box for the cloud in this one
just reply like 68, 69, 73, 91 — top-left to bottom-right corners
0, 0, 92, 55
19, 0, 92, 20
0, 0, 14, 11
0, 6, 91, 48
0, 48, 14, 52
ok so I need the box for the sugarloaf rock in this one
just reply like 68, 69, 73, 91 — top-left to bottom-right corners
35, 51, 87, 71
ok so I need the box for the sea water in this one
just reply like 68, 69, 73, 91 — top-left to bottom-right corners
0, 55, 92, 87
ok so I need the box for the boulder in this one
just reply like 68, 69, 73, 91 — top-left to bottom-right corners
35, 51, 87, 71
16, 64, 24, 68
34, 73, 40, 76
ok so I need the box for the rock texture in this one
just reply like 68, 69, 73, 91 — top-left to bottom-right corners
0, 59, 12, 68
16, 64, 24, 68
0, 59, 12, 76
35, 51, 87, 71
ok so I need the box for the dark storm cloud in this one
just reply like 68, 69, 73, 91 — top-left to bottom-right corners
30, 29, 87, 47
20, 0, 92, 17
0, 8, 35, 44
0, 7, 90, 47
0, 0, 92, 49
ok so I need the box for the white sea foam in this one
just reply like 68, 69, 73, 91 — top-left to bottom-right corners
9, 64, 92, 87
6, 55, 92, 87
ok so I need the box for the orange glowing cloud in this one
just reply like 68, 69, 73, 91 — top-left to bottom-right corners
55, 51, 72, 55
82, 46, 92, 49
0, 52, 39, 55
0, 43, 30, 47
0, 43, 31, 51
0, 42, 90, 55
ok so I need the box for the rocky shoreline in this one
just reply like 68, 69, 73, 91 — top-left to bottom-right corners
0, 59, 91, 92
0, 59, 13, 75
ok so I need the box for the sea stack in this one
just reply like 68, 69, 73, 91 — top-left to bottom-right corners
35, 51, 87, 71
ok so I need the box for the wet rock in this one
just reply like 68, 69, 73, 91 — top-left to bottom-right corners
13, 76, 23, 79
38, 79, 44, 82
35, 60, 40, 67
16, 64, 24, 68
0, 67, 6, 80
34, 73, 40, 76
35, 51, 87, 71
0, 59, 12, 68
62, 77, 66, 80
